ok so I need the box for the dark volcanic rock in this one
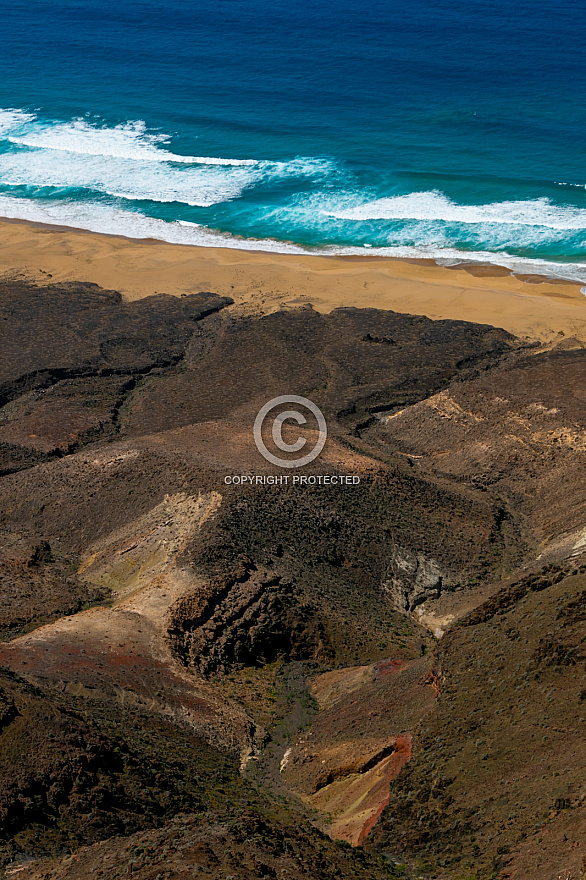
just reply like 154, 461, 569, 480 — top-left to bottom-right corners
168, 561, 333, 674
122, 305, 520, 437
0, 282, 232, 472
0, 282, 232, 395
0, 668, 240, 861
188, 469, 522, 667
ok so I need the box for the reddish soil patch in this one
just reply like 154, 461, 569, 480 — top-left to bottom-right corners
373, 658, 410, 678
286, 658, 437, 845
357, 734, 412, 845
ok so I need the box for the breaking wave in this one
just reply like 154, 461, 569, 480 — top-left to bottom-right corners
0, 108, 585, 282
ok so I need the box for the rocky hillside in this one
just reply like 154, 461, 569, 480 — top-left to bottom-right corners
0, 279, 584, 879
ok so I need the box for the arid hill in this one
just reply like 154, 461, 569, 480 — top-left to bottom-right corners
0, 280, 583, 880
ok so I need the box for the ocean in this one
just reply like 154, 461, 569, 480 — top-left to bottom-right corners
1, 0, 585, 280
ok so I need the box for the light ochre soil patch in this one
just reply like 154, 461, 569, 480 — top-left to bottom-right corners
78, 488, 221, 612
1, 217, 586, 342
377, 357, 586, 544
0, 491, 259, 759
310, 664, 375, 710
285, 658, 437, 846
307, 735, 413, 847
414, 583, 504, 638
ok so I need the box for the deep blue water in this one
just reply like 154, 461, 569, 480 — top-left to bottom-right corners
1, 0, 585, 278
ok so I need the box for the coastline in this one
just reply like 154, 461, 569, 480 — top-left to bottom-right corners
1, 216, 586, 343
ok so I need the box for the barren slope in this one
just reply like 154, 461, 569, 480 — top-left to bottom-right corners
1, 279, 585, 879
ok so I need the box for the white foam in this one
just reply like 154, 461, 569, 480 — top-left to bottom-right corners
326, 190, 586, 231
0, 107, 585, 281
0, 156, 338, 210
0, 194, 585, 282
0, 109, 257, 166
0, 148, 260, 207
0, 110, 340, 208
0, 108, 36, 136
268, 156, 340, 180
0, 195, 310, 252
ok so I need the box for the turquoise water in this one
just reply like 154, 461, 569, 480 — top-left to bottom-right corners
1, 0, 585, 279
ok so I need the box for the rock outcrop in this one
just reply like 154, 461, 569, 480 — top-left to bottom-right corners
383, 546, 454, 613
168, 560, 332, 675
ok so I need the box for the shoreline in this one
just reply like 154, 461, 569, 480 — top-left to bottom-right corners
1, 212, 585, 282
1, 215, 586, 343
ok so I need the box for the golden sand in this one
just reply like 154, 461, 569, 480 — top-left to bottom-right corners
1, 217, 585, 342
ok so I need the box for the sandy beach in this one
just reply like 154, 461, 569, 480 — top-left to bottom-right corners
1, 217, 585, 343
